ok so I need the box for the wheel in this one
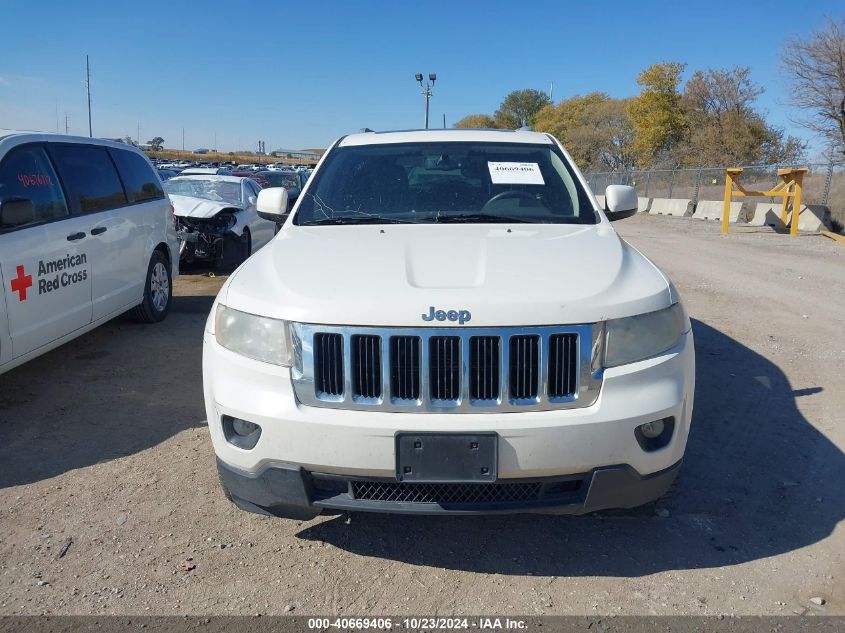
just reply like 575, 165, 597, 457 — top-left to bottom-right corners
216, 228, 251, 270
241, 227, 252, 260
130, 250, 172, 323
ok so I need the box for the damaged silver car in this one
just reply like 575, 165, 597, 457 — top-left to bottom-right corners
163, 175, 277, 267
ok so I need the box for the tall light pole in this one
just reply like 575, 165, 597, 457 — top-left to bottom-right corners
415, 73, 436, 129
85, 55, 92, 137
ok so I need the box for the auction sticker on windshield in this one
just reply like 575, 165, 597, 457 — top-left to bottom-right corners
487, 161, 545, 185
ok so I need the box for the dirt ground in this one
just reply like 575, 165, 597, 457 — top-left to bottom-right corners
0, 215, 843, 617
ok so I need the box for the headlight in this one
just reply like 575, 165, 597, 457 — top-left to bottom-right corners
215, 304, 291, 366
604, 304, 685, 368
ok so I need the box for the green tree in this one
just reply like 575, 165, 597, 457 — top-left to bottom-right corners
147, 136, 164, 150
493, 89, 551, 128
533, 93, 635, 171
454, 114, 498, 129
678, 67, 804, 165
627, 62, 687, 166
782, 17, 845, 156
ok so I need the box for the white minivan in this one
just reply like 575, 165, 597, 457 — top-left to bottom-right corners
0, 131, 180, 375
203, 129, 695, 519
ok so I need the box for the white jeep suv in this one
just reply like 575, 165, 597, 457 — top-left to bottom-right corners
202, 129, 695, 519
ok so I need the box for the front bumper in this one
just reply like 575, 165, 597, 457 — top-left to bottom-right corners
203, 328, 694, 517
217, 457, 682, 519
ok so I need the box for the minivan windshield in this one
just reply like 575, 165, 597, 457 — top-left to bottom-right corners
294, 141, 597, 226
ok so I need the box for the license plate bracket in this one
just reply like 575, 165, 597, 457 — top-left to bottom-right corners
395, 433, 498, 483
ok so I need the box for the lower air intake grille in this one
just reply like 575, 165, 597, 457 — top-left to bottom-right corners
314, 333, 343, 396
351, 480, 543, 504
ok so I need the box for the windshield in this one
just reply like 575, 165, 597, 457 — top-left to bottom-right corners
293, 141, 596, 226
253, 171, 300, 190
164, 178, 244, 206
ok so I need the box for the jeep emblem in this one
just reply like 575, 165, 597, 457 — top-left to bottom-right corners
421, 306, 471, 325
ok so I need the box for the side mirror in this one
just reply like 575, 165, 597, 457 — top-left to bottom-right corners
0, 198, 36, 227
256, 187, 289, 224
604, 185, 637, 221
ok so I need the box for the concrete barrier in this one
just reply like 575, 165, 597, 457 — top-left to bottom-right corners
649, 198, 693, 217
691, 200, 746, 222
791, 204, 831, 232
637, 197, 651, 213
748, 203, 831, 231
747, 203, 784, 227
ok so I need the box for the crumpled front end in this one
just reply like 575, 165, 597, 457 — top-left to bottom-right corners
176, 211, 239, 263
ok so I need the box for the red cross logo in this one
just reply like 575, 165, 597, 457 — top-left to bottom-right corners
10, 265, 33, 302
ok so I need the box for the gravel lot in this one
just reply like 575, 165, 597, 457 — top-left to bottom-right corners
0, 215, 843, 616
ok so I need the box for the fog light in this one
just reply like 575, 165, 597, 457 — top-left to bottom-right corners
222, 415, 262, 450
635, 417, 675, 452
233, 418, 259, 436
639, 419, 664, 439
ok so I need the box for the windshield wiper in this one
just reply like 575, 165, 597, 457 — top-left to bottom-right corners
299, 216, 413, 226
434, 213, 530, 224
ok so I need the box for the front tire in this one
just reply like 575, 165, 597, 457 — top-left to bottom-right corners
216, 228, 251, 269
130, 250, 172, 323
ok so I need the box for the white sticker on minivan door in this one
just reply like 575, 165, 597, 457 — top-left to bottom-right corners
487, 162, 545, 185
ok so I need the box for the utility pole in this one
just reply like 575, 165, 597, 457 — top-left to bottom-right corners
86, 55, 92, 137
549, 81, 554, 102
414, 73, 436, 129
443, 113, 446, 129
64, 113, 69, 134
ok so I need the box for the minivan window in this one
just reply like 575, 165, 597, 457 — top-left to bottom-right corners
294, 142, 597, 226
110, 148, 165, 203
49, 144, 128, 214
0, 144, 69, 231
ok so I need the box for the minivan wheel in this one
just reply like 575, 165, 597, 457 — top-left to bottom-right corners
130, 250, 172, 323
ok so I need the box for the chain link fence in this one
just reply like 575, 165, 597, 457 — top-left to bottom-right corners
585, 162, 845, 215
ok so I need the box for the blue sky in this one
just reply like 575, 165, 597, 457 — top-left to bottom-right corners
0, 0, 841, 158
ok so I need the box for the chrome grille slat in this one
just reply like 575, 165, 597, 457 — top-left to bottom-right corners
352, 334, 382, 400
509, 335, 540, 401
292, 324, 602, 413
390, 336, 421, 402
548, 333, 578, 399
470, 336, 500, 402
314, 333, 344, 397
429, 336, 460, 402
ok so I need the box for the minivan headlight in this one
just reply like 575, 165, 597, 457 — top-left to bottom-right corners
604, 304, 685, 368
215, 304, 291, 366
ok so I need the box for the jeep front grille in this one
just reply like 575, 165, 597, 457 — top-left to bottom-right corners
291, 323, 602, 413
314, 333, 343, 397
390, 336, 421, 401
469, 336, 500, 402
509, 335, 540, 401
429, 336, 461, 402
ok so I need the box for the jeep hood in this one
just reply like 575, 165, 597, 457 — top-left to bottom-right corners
223, 223, 674, 327
170, 194, 243, 219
